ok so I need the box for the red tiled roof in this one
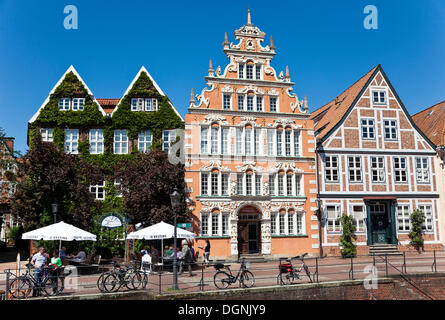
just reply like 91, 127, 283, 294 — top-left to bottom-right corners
96, 99, 120, 114
310, 65, 379, 141
412, 100, 445, 147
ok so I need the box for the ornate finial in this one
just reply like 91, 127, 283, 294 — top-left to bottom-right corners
285, 65, 290, 78
247, 8, 252, 25
190, 88, 195, 105
270, 36, 275, 50
304, 96, 309, 112
223, 32, 229, 47
208, 59, 214, 77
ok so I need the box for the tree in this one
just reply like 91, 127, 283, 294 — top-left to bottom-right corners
115, 150, 189, 226
11, 134, 103, 231
340, 213, 357, 258
408, 209, 425, 253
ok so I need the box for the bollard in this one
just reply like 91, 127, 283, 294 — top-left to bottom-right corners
385, 255, 388, 277
349, 257, 354, 280
158, 268, 162, 295
432, 250, 437, 273
200, 263, 205, 291
315, 257, 319, 282
402, 252, 407, 273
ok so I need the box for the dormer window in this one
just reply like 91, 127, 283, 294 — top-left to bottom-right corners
131, 98, 158, 112
59, 98, 84, 111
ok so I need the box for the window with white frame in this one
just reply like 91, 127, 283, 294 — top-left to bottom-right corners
223, 94, 231, 110
254, 129, 260, 155
131, 98, 144, 111
221, 173, 229, 196
246, 173, 253, 195
201, 213, 208, 235
418, 204, 433, 232
138, 131, 152, 153
162, 130, 176, 153
383, 119, 397, 140
113, 130, 128, 154
269, 171, 301, 197
245, 128, 252, 155
267, 130, 274, 156
416, 157, 430, 183
348, 156, 362, 182
325, 156, 339, 182
246, 96, 254, 111
236, 128, 243, 155
393, 157, 407, 183
294, 130, 301, 156
276, 129, 283, 156
145, 98, 158, 111
351, 205, 365, 232
238, 64, 244, 79
270, 210, 302, 235
397, 205, 410, 232
255, 65, 261, 80
221, 128, 229, 155
256, 96, 263, 111
255, 175, 262, 196
371, 156, 385, 182
72, 98, 85, 111
200, 127, 208, 154
211, 127, 218, 154
372, 90, 387, 105
269, 174, 275, 196
238, 95, 244, 110
237, 173, 243, 195
201, 173, 208, 195
114, 178, 123, 197
246, 64, 253, 79
361, 119, 375, 139
40, 128, 53, 142
284, 130, 292, 156
270, 97, 278, 112
211, 173, 218, 196
286, 174, 293, 196
89, 129, 104, 154
277, 174, 284, 196
295, 174, 302, 196
326, 205, 341, 233
90, 181, 105, 200
222, 214, 229, 235
64, 129, 79, 154
59, 98, 71, 111
211, 213, 219, 235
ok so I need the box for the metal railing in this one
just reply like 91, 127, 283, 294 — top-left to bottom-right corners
2, 250, 444, 299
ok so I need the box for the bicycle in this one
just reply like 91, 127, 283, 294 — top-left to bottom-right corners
213, 258, 255, 289
276, 253, 312, 285
100, 261, 147, 293
8, 264, 64, 298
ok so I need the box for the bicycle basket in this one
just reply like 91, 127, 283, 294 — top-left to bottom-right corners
214, 263, 225, 270
279, 264, 292, 273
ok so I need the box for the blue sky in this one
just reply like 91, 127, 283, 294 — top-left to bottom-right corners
0, 0, 444, 153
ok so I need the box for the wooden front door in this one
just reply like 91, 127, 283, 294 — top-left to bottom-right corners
370, 202, 392, 244
237, 221, 260, 254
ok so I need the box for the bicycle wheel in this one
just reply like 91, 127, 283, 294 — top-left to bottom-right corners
214, 271, 231, 289
303, 264, 312, 283
9, 277, 32, 299
103, 273, 119, 293
97, 273, 108, 293
130, 271, 144, 290
240, 270, 255, 288
279, 272, 294, 285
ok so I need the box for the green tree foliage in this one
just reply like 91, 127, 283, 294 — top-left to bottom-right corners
10, 134, 103, 231
408, 209, 425, 252
340, 213, 357, 258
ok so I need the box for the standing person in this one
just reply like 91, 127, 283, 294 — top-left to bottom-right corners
59, 246, 67, 264
150, 245, 159, 265
31, 247, 48, 297
179, 240, 193, 276
189, 241, 196, 263
199, 240, 211, 266
49, 250, 62, 295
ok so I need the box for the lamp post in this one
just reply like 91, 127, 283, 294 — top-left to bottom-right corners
51, 202, 59, 250
170, 187, 181, 290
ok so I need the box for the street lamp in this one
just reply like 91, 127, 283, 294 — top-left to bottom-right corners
170, 187, 181, 290
51, 202, 59, 224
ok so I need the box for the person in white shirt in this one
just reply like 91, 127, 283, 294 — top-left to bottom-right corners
31, 247, 48, 296
141, 250, 152, 274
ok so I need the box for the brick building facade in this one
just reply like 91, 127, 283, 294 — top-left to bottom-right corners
311, 65, 442, 255
185, 11, 319, 259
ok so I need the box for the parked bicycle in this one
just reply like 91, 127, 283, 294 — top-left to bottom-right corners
8, 263, 65, 298
213, 258, 255, 289
277, 253, 312, 285
98, 261, 147, 293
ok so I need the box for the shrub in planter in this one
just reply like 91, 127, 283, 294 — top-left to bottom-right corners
340, 213, 357, 258
408, 209, 425, 253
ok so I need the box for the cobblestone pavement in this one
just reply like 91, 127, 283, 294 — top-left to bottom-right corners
1, 251, 445, 298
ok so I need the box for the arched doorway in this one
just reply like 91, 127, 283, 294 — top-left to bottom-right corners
237, 205, 261, 254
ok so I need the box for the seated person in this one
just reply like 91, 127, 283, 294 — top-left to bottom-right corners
59, 246, 67, 264
165, 246, 174, 258
67, 248, 87, 263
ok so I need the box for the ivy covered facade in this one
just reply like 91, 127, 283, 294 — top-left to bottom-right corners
27, 65, 184, 218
